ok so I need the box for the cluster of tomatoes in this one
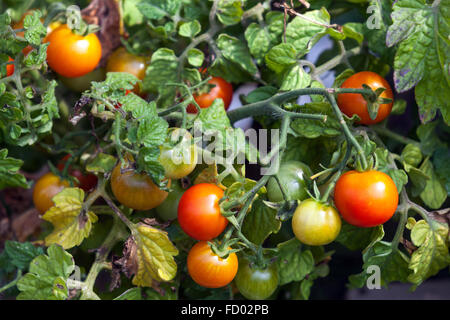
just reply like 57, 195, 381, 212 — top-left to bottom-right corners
17, 10, 401, 300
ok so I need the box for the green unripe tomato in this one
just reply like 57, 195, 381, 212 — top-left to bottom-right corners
292, 198, 341, 246
158, 128, 198, 179
234, 258, 279, 300
155, 180, 185, 221
266, 161, 312, 202
59, 68, 106, 92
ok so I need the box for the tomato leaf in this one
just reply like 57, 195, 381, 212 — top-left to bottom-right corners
348, 241, 411, 289
407, 219, 450, 288
86, 153, 117, 173
418, 158, 447, 209
387, 0, 450, 124
216, 34, 258, 75
242, 197, 281, 246
17, 244, 75, 300
285, 8, 330, 56
216, 0, 244, 26
2, 241, 44, 271
42, 188, 98, 250
0, 148, 30, 190
131, 223, 179, 285
336, 221, 384, 252
275, 238, 315, 285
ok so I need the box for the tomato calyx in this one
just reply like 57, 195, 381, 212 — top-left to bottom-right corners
361, 84, 393, 122
65, 8, 100, 36
210, 239, 241, 260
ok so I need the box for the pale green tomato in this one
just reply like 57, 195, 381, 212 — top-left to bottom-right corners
158, 128, 197, 179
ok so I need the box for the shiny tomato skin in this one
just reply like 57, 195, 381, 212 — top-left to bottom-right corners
266, 161, 312, 202
187, 77, 233, 113
111, 161, 170, 211
158, 128, 198, 179
234, 258, 279, 300
187, 241, 238, 288
6, 57, 14, 77
106, 47, 148, 94
334, 170, 399, 227
292, 198, 341, 246
177, 183, 227, 241
45, 24, 102, 78
33, 172, 69, 214
337, 71, 394, 125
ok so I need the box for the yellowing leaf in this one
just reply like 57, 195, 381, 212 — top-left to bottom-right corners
132, 224, 178, 286
408, 219, 450, 286
42, 188, 98, 250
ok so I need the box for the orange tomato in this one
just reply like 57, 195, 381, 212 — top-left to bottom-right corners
45, 24, 102, 78
106, 47, 149, 95
187, 241, 238, 288
187, 77, 233, 113
110, 159, 170, 211
33, 172, 69, 214
337, 71, 394, 125
6, 57, 14, 77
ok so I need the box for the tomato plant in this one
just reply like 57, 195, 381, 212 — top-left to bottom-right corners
187, 241, 238, 288
177, 183, 227, 241
234, 258, 279, 300
0, 0, 449, 303
334, 170, 399, 228
45, 24, 102, 78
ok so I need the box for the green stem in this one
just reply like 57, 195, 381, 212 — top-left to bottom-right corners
0, 270, 22, 294
79, 214, 127, 300
391, 190, 409, 251
371, 125, 421, 147
227, 87, 374, 124
314, 46, 361, 75
325, 91, 368, 170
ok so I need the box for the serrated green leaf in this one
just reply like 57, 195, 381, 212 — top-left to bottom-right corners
336, 221, 384, 252
4, 241, 44, 270
17, 244, 75, 300
275, 238, 315, 285
242, 197, 281, 245
86, 153, 117, 173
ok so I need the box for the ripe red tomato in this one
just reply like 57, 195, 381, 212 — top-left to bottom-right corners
187, 77, 233, 113
57, 155, 98, 192
334, 170, 399, 227
110, 157, 170, 211
292, 198, 341, 246
337, 71, 394, 125
106, 47, 149, 95
45, 24, 102, 78
5, 57, 14, 77
33, 172, 69, 214
177, 183, 227, 241
187, 241, 238, 288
